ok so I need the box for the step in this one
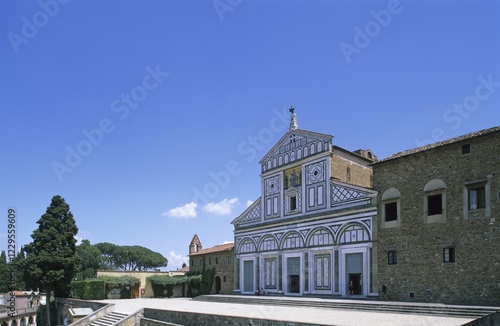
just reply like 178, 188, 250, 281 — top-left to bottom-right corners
90, 311, 129, 326
192, 295, 499, 319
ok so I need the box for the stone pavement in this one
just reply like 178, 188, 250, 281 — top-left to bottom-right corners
100, 297, 477, 326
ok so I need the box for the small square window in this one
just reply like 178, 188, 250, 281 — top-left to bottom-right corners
427, 194, 442, 215
388, 251, 398, 265
385, 202, 398, 222
462, 144, 471, 155
443, 248, 455, 263
468, 187, 485, 210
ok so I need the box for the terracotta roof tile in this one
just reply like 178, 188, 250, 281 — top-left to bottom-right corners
178, 266, 189, 272
189, 242, 234, 256
374, 126, 500, 164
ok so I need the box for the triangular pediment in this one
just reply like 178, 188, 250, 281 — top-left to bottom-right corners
231, 197, 262, 226
330, 180, 377, 208
260, 129, 333, 172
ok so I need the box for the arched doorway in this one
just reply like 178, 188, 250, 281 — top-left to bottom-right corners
214, 276, 221, 294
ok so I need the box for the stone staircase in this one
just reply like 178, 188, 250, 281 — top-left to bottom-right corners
192, 295, 500, 319
89, 311, 129, 326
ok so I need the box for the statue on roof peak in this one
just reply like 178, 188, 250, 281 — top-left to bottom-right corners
289, 105, 298, 130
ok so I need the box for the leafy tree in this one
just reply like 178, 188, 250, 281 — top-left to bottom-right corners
74, 240, 103, 280
24, 195, 78, 326
95, 242, 120, 270
96, 243, 168, 271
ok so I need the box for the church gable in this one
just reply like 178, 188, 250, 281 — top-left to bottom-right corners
330, 180, 376, 209
260, 129, 333, 173
231, 197, 262, 227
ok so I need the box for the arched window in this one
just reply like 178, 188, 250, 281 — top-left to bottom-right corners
382, 188, 401, 228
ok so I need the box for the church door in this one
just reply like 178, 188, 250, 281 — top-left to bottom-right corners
243, 260, 254, 293
287, 257, 300, 293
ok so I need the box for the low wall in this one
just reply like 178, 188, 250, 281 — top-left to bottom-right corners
462, 312, 500, 326
142, 308, 318, 326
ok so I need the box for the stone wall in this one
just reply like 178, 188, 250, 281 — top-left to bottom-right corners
142, 308, 318, 326
190, 249, 234, 294
373, 130, 500, 305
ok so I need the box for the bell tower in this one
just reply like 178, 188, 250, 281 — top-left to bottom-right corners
189, 234, 202, 255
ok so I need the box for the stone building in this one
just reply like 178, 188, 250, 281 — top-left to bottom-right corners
373, 126, 500, 305
231, 108, 379, 297
96, 270, 187, 298
188, 234, 235, 294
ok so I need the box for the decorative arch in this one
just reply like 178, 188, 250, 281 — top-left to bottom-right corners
272, 157, 277, 168
310, 144, 316, 155
382, 187, 401, 200
306, 227, 334, 247
297, 148, 302, 159
284, 153, 289, 164
424, 179, 447, 192
238, 237, 257, 254
337, 222, 370, 244
317, 141, 323, 153
258, 234, 279, 252
304, 146, 309, 157
280, 231, 304, 249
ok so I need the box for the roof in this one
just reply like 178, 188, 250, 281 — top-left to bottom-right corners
259, 128, 333, 165
189, 242, 234, 256
374, 126, 500, 164
178, 265, 189, 272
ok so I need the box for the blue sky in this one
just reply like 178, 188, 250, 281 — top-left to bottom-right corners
1, 0, 499, 271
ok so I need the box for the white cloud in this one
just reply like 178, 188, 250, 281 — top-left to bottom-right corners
222, 240, 234, 244
163, 202, 198, 219
246, 200, 254, 207
203, 198, 238, 215
75, 231, 92, 245
167, 251, 189, 271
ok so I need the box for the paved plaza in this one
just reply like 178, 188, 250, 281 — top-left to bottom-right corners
101, 297, 478, 326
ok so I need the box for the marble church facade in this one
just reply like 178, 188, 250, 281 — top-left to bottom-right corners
232, 109, 379, 298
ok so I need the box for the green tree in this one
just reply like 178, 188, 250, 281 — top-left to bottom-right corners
13, 249, 26, 290
75, 240, 103, 280
24, 195, 78, 326
95, 242, 120, 270
0, 251, 8, 293
96, 243, 168, 271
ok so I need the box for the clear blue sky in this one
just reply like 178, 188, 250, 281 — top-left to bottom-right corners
1, 0, 499, 271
